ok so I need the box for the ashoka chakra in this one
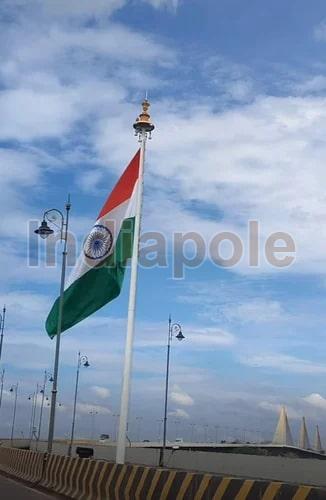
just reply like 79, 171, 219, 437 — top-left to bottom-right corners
84, 224, 113, 260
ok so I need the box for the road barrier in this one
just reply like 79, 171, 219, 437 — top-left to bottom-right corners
0, 446, 326, 498
0, 446, 45, 483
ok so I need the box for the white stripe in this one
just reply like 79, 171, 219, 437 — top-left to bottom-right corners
65, 179, 138, 289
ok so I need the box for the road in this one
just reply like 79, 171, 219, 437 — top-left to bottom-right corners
0, 474, 57, 499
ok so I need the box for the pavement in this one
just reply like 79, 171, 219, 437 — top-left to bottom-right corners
0, 474, 58, 499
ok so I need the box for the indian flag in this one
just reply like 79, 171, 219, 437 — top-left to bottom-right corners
46, 150, 140, 338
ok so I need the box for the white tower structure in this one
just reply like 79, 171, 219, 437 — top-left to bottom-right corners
272, 406, 294, 446
313, 425, 323, 453
298, 417, 310, 450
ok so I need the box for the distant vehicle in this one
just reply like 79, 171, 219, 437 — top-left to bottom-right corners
175, 438, 183, 443
99, 434, 110, 442
143, 439, 150, 442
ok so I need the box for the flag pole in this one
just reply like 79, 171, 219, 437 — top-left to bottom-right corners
116, 100, 155, 464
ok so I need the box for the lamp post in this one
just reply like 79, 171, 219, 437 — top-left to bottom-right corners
29, 383, 40, 446
36, 371, 53, 449
189, 423, 196, 443
159, 316, 185, 466
112, 413, 120, 442
214, 425, 219, 444
0, 369, 5, 411
135, 416, 143, 442
0, 306, 6, 363
10, 383, 18, 446
89, 410, 98, 440
28, 391, 36, 444
173, 419, 181, 441
157, 419, 163, 442
68, 352, 90, 456
204, 424, 209, 443
35, 196, 71, 454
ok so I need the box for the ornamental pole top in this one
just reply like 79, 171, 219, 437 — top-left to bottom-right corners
133, 99, 155, 137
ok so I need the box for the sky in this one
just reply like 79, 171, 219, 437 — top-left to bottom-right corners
2, 0, 326, 445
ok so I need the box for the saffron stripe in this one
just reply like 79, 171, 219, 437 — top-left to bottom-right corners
98, 150, 140, 218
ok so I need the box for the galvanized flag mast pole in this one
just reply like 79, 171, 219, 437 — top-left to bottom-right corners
116, 100, 154, 464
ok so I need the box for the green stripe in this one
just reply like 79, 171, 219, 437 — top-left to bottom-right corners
46, 217, 135, 338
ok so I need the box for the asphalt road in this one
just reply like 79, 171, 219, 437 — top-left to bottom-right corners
0, 474, 56, 499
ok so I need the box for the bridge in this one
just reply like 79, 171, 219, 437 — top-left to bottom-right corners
0, 440, 326, 499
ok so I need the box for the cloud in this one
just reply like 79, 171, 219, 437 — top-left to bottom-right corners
91, 386, 111, 399
221, 299, 284, 323
0, 291, 51, 325
168, 408, 190, 419
203, 56, 256, 103
294, 75, 326, 95
241, 353, 326, 374
187, 327, 235, 348
170, 385, 194, 406
76, 402, 111, 415
143, 0, 180, 11
314, 21, 326, 41
302, 393, 326, 411
258, 401, 301, 419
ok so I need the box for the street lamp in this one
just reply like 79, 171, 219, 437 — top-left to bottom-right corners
135, 416, 143, 442
10, 383, 18, 446
68, 352, 90, 456
189, 423, 196, 443
36, 371, 53, 450
0, 368, 5, 411
214, 425, 219, 444
112, 413, 120, 442
204, 424, 209, 443
173, 419, 181, 441
35, 196, 71, 454
28, 391, 36, 444
89, 410, 98, 440
159, 316, 185, 466
0, 305, 6, 363
157, 419, 163, 442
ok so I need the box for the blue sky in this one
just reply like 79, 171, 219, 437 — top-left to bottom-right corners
1, 0, 326, 445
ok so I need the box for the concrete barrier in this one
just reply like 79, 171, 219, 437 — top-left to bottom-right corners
31, 440, 326, 488
0, 446, 45, 483
38, 453, 326, 499
1, 446, 326, 498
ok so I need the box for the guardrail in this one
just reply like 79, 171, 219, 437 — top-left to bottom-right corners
0, 446, 325, 499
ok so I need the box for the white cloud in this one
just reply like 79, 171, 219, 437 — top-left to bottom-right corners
91, 386, 111, 399
168, 408, 190, 419
40, 0, 126, 18
143, 0, 179, 11
295, 75, 326, 94
76, 402, 111, 415
187, 327, 235, 348
258, 401, 301, 419
303, 393, 326, 410
222, 299, 284, 323
170, 385, 194, 406
0, 291, 51, 325
0, 88, 79, 141
314, 21, 326, 41
241, 353, 326, 374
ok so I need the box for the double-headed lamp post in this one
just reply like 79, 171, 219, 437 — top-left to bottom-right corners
10, 383, 18, 446
0, 305, 6, 363
28, 390, 37, 444
36, 371, 54, 449
68, 352, 90, 456
159, 316, 185, 466
89, 410, 98, 440
0, 368, 5, 411
35, 196, 71, 454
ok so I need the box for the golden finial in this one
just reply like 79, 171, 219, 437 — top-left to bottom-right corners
133, 99, 155, 136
